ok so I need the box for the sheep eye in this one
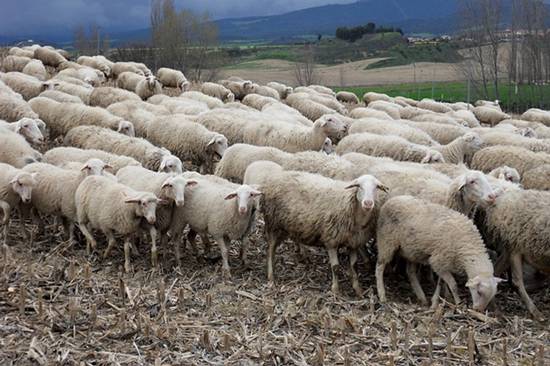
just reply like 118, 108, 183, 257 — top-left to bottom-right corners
469, 180, 476, 185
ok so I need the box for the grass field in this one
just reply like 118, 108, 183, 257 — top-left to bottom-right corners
334, 81, 550, 113
366, 42, 462, 70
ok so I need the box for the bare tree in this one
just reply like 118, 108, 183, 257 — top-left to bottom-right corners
294, 45, 320, 86
73, 23, 109, 56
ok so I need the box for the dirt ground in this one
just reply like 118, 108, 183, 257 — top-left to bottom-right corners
220, 59, 464, 87
1, 215, 548, 365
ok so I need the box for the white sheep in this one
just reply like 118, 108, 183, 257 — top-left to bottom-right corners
253, 85, 280, 100
499, 119, 550, 139
38, 90, 83, 104
52, 81, 93, 104
219, 79, 255, 100
44, 147, 141, 173
349, 107, 393, 120
76, 55, 112, 78
111, 62, 146, 78
2, 55, 32, 72
417, 98, 453, 113
0, 89, 40, 122
363, 91, 393, 105
75, 175, 161, 271
88, 86, 141, 108
521, 108, 550, 127
201, 82, 235, 102
57, 67, 105, 86
336, 91, 359, 104
286, 93, 337, 121
21, 60, 48, 81
473, 106, 510, 126
487, 166, 521, 184
8, 47, 35, 58
348, 118, 438, 146
0, 128, 42, 168
116, 71, 145, 91
266, 82, 293, 99
136, 75, 163, 100
367, 100, 402, 119
0, 72, 56, 100
33, 47, 67, 67
179, 91, 224, 109
156, 67, 190, 90
242, 94, 279, 110
0, 117, 44, 144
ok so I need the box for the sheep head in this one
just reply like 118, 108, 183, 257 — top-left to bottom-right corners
224, 184, 262, 216
158, 154, 183, 174
16, 118, 44, 144
124, 191, 162, 225
160, 176, 198, 207
117, 120, 135, 137
207, 135, 228, 161
10, 172, 37, 204
456, 171, 497, 208
466, 274, 504, 312
345, 175, 388, 211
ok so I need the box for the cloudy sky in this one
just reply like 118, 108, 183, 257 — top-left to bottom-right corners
1, 0, 356, 36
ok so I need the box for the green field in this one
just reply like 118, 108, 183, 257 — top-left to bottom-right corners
334, 81, 550, 113
365, 42, 462, 69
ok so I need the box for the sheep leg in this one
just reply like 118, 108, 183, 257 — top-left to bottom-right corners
266, 231, 280, 283
240, 236, 250, 268
200, 234, 212, 256
375, 262, 387, 303
494, 250, 510, 277
406, 262, 428, 306
510, 253, 544, 321
430, 277, 442, 310
215, 235, 231, 280
61, 217, 76, 245
124, 238, 132, 273
349, 249, 363, 297
31, 208, 44, 238
327, 247, 340, 296
439, 271, 461, 305
78, 222, 97, 255
186, 230, 198, 253
0, 202, 10, 245
149, 227, 158, 268
103, 231, 117, 259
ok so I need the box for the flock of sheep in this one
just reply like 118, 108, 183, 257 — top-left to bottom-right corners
1, 44, 550, 323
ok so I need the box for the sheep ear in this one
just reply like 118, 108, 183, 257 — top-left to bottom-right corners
377, 183, 389, 193
345, 182, 360, 190
9, 177, 19, 185
157, 198, 169, 205
224, 192, 238, 200
103, 164, 114, 173
207, 137, 217, 147
493, 277, 506, 284
465, 276, 481, 288
186, 180, 198, 187
80, 164, 91, 171
31, 173, 38, 180
250, 189, 262, 197
123, 193, 141, 203
456, 175, 467, 190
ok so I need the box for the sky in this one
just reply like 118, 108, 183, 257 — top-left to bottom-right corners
1, 0, 357, 36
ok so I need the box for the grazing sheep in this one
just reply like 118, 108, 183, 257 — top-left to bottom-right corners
0, 89, 40, 122
350, 107, 393, 120
399, 106, 435, 120
307, 85, 335, 96
520, 165, 550, 190
201, 82, 235, 102
417, 98, 453, 113
52, 81, 93, 104
0, 129, 42, 167
2, 55, 32, 72
261, 102, 314, 127
111, 62, 145, 78
298, 91, 347, 115
521, 108, 550, 127
75, 175, 161, 271
280, 151, 359, 181
411, 113, 465, 127
266, 82, 293, 99
21, 60, 48, 81
23, 159, 112, 242
0, 163, 36, 244
116, 166, 198, 266
64, 125, 182, 173
44, 147, 141, 173
38, 89, 83, 104
179, 91, 224, 109
0, 118, 44, 144
58, 66, 106, 86
363, 91, 392, 105
252, 85, 280, 100
116, 71, 145, 91
375, 195, 502, 311
146, 116, 228, 173
394, 96, 418, 107
107, 100, 161, 137
431, 133, 482, 164
242, 94, 279, 110
28, 97, 135, 138
479, 131, 550, 154
88, 86, 141, 108
149, 96, 208, 115
219, 79, 255, 100
33, 47, 66, 67
0, 72, 56, 100
488, 166, 521, 184
244, 161, 387, 295
348, 118, 438, 146
286, 93, 337, 121
471, 145, 550, 178
499, 119, 550, 139
367, 100, 402, 119
447, 109, 480, 127
8, 47, 34, 58
473, 106, 510, 126
402, 120, 468, 145
76, 55, 112, 77
135, 75, 162, 100
336, 133, 445, 163
156, 67, 190, 90
336, 91, 359, 104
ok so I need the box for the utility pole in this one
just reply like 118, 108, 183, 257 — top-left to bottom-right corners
97, 27, 101, 55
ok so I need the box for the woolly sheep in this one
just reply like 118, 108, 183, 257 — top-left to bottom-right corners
88, 86, 141, 108
520, 165, 550, 190
201, 82, 235, 102
260, 102, 314, 127
52, 81, 93, 104
22, 60, 48, 81
0, 129, 42, 167
8, 47, 34, 58
242, 94, 279, 110
0, 163, 36, 243
336, 91, 360, 104
297, 91, 347, 115
473, 106, 510, 126
431, 133, 482, 164
136, 75, 163, 100
28, 97, 135, 138
76, 55, 112, 77
244, 161, 387, 295
149, 96, 208, 115
64, 125, 182, 173
399, 106, 435, 120
367, 100, 402, 119
174, 172, 261, 277
307, 85, 335, 96
394, 96, 418, 107
156, 67, 189, 90
336, 133, 445, 164
447, 109, 480, 127
38, 89, 83, 104
350, 107, 393, 120
44, 147, 141, 173
23, 159, 112, 242
75, 175, 161, 271
2, 55, 32, 72
0, 72, 56, 100
146, 116, 228, 173
111, 62, 145, 78
475, 100, 501, 111
107, 100, 161, 137
478, 131, 550, 154
0, 117, 44, 144
116, 166, 198, 266
266, 82, 293, 99
179, 91, 224, 109
348, 118, 438, 146
53, 73, 94, 87
116, 71, 145, 91
521, 108, 550, 126
363, 91, 392, 105
0, 89, 40, 122
471, 145, 550, 177
219, 79, 255, 100
401, 120, 468, 145
411, 113, 466, 127
252, 85, 280, 100
375, 195, 502, 311
499, 119, 550, 139
33, 47, 66, 67
417, 98, 453, 114
488, 166, 521, 184
286, 93, 337, 121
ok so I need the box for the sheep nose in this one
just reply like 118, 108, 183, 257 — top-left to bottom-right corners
486, 193, 496, 204
146, 216, 156, 225
23, 198, 31, 203
362, 200, 374, 210
238, 207, 247, 215
175, 200, 184, 207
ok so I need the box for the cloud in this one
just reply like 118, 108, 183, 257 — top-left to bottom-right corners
0, 0, 356, 36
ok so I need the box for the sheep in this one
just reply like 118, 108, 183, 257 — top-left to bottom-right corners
475, 99, 501, 111
244, 161, 387, 295
499, 119, 550, 139
136, 75, 162, 100
394, 96, 418, 107
63, 125, 182, 173
107, 100, 161, 137
297, 91, 347, 115
111, 62, 145, 78
8, 47, 34, 58
116, 71, 145, 91
21, 60, 48, 81
0, 129, 42, 168
447, 109, 481, 127
411, 113, 465, 127
266, 82, 293, 99
33, 47, 66, 67
173, 172, 261, 277
127, 62, 152, 76
375, 195, 502, 311
417, 98, 453, 114
146, 116, 228, 173
149, 96, 208, 115
336, 91, 359, 104
251, 84, 279, 100
399, 106, 435, 120
336, 133, 445, 164
53, 72, 95, 87
286, 93, 337, 121
242, 94, 279, 110
350, 107, 393, 120
88, 86, 141, 108
363, 91, 392, 104
52, 81, 93, 104
156, 67, 189, 90
75, 175, 161, 271
0, 88, 40, 122
219, 79, 255, 100
478, 131, 550, 154
280, 151, 359, 181
520, 165, 550, 190
471, 145, 550, 177
37, 90, 82, 104
0, 72, 56, 100
0, 163, 36, 244
401, 120, 467, 145
431, 133, 482, 164
76, 55, 112, 77
348, 118, 438, 146
488, 166, 521, 184
260, 102, 314, 127
44, 147, 141, 173
1, 55, 32, 72
200, 82, 235, 102
0, 118, 44, 144
28, 97, 135, 139
23, 159, 112, 243
367, 100, 402, 120
116, 166, 198, 266
521, 108, 550, 126
473, 106, 510, 126
180, 91, 224, 109
307, 85, 335, 96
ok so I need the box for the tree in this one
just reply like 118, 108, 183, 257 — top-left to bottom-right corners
294, 45, 320, 86
73, 23, 109, 56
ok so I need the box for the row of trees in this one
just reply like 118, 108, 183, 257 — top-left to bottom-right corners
335, 23, 403, 42
73, 24, 110, 56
